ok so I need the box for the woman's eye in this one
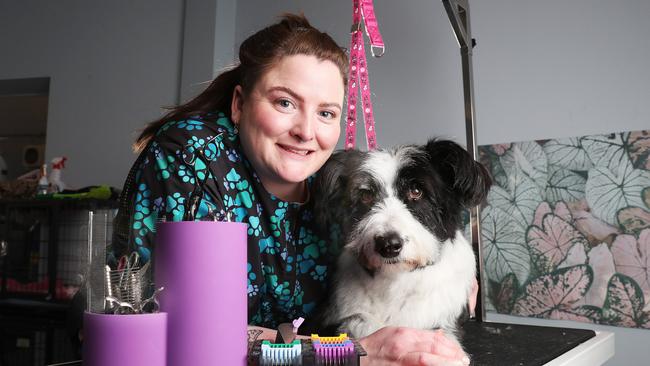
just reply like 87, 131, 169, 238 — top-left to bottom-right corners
359, 189, 374, 205
277, 99, 294, 109
408, 186, 423, 201
319, 110, 335, 119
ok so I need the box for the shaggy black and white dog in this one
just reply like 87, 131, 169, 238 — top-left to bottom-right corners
312, 139, 491, 348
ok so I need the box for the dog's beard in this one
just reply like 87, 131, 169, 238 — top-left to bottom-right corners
349, 240, 436, 274
345, 215, 442, 274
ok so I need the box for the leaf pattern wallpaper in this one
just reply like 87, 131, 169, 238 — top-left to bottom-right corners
477, 130, 650, 329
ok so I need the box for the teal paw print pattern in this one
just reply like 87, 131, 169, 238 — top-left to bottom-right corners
131, 182, 158, 262
310, 265, 327, 281
269, 201, 288, 238
157, 119, 204, 135
258, 236, 281, 254
247, 216, 265, 237
215, 115, 238, 139
262, 266, 295, 311
165, 192, 186, 221
176, 120, 204, 131
204, 138, 224, 161
297, 256, 315, 275
176, 163, 196, 184
124, 114, 333, 328
263, 266, 293, 307
247, 263, 259, 297
223, 194, 248, 222
224, 168, 254, 209
226, 148, 240, 162
151, 142, 178, 181
185, 135, 207, 153
285, 254, 294, 272
194, 192, 218, 220
291, 227, 328, 275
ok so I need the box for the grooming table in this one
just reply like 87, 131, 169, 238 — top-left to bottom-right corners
462, 321, 614, 366
443, 2, 615, 365
55, 322, 615, 366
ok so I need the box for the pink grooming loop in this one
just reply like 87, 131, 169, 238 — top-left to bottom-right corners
345, 0, 384, 151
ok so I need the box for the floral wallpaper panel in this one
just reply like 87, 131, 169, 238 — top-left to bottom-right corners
477, 130, 650, 329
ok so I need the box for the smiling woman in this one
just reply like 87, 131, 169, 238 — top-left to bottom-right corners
232, 54, 344, 202
105, 12, 469, 366
112, 14, 348, 325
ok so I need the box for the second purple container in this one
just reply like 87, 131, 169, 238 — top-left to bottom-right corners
155, 221, 248, 366
83, 312, 167, 366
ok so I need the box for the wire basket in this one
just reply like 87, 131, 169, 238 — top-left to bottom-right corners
105, 261, 151, 312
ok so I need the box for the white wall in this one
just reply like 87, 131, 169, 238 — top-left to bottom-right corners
0, 0, 185, 188
179, 0, 237, 101
472, 0, 650, 144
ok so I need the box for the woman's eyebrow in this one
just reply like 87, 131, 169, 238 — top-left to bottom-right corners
268, 86, 303, 102
268, 86, 341, 111
320, 102, 342, 112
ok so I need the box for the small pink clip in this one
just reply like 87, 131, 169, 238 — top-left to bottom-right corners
292, 317, 305, 334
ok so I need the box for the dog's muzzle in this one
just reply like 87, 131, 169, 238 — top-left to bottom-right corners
374, 232, 403, 258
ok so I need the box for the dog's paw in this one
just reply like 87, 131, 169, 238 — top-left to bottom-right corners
339, 313, 382, 339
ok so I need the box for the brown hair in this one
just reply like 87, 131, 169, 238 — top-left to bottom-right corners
133, 13, 348, 152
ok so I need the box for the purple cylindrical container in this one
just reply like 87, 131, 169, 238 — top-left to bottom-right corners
83, 312, 167, 366
155, 221, 248, 366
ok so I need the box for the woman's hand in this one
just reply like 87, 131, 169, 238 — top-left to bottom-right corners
358, 327, 470, 366
469, 277, 479, 318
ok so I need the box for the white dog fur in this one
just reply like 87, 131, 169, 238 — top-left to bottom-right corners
312, 140, 491, 352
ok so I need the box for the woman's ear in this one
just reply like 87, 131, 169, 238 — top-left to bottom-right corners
230, 85, 244, 124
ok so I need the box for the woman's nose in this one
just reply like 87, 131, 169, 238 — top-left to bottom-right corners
290, 114, 315, 142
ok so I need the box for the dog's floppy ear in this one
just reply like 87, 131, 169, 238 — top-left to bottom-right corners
311, 150, 361, 229
425, 139, 492, 207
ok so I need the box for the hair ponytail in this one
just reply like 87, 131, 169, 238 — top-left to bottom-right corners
133, 66, 241, 152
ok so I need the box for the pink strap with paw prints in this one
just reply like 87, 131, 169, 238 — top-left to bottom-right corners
345, 0, 384, 150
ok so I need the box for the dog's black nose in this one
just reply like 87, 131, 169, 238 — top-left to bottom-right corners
375, 233, 403, 258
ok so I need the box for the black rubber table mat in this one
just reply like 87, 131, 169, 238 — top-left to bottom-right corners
462, 321, 596, 366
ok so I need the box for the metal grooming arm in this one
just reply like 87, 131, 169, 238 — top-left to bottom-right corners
440, 7, 614, 364
442, 0, 485, 322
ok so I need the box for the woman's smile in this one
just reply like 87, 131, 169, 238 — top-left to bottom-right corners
277, 143, 314, 157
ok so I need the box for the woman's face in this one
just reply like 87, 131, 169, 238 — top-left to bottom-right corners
231, 54, 344, 200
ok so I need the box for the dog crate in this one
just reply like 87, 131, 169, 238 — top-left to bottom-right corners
0, 198, 117, 365
0, 199, 116, 302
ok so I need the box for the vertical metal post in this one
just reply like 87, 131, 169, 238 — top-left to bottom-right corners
0, 204, 9, 298
442, 0, 486, 322
46, 205, 60, 363
47, 206, 59, 301
86, 210, 94, 312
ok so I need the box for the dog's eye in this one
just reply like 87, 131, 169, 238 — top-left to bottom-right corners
408, 186, 423, 201
359, 189, 374, 205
